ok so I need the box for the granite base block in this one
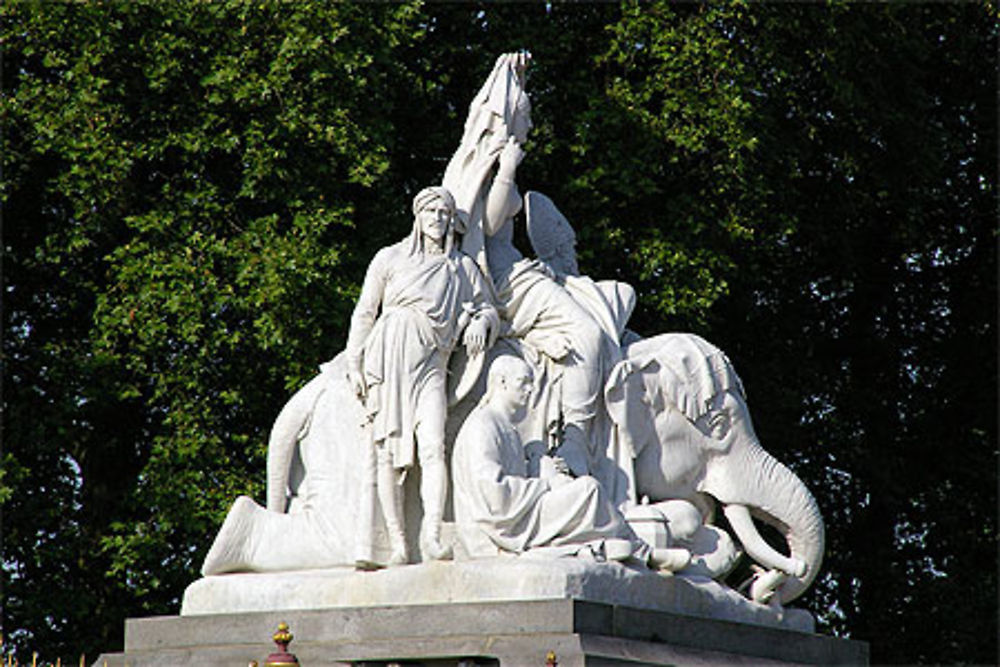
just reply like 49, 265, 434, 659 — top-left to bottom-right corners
94, 598, 868, 666
180, 559, 815, 633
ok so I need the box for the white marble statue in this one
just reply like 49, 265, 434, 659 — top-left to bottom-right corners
604, 333, 824, 604
442, 53, 623, 480
343, 186, 499, 566
196, 52, 825, 615
201, 187, 498, 575
452, 355, 689, 572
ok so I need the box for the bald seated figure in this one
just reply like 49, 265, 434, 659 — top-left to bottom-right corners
452, 355, 690, 571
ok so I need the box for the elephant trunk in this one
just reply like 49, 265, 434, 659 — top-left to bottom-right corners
706, 439, 825, 605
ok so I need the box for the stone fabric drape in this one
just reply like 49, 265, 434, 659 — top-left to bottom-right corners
452, 404, 636, 559
443, 53, 530, 282
346, 239, 496, 470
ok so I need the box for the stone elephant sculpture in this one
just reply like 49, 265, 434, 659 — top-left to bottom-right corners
203, 332, 824, 609
604, 333, 825, 605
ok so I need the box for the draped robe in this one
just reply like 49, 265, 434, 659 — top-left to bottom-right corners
452, 403, 641, 559
346, 239, 497, 470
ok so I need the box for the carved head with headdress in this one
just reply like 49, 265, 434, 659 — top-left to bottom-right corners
525, 191, 579, 277
409, 186, 462, 257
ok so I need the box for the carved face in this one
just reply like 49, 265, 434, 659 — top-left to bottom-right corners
492, 359, 533, 421
500, 368, 533, 411
417, 200, 453, 243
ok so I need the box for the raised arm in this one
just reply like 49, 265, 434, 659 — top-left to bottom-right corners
483, 138, 525, 237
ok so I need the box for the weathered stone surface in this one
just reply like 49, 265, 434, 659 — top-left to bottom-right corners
94, 598, 867, 667
181, 558, 814, 634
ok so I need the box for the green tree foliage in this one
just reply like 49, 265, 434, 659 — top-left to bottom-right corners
2, 1, 430, 655
2, 3, 995, 664
715, 6, 998, 660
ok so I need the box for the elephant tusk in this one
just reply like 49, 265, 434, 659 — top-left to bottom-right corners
724, 504, 806, 578
750, 568, 788, 605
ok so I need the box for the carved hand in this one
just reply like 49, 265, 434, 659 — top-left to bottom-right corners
497, 136, 525, 178
512, 50, 531, 79
537, 336, 571, 361
346, 367, 367, 401
539, 455, 570, 480
550, 456, 571, 476
463, 316, 489, 355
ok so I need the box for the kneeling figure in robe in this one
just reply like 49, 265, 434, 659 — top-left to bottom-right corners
452, 355, 689, 571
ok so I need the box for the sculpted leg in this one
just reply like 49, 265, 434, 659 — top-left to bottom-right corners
419, 453, 452, 561
201, 496, 258, 575
417, 416, 452, 561
376, 445, 408, 566
414, 392, 452, 561
201, 496, 343, 574
354, 429, 380, 570
555, 317, 604, 476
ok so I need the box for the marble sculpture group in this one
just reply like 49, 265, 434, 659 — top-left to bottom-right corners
201, 53, 825, 610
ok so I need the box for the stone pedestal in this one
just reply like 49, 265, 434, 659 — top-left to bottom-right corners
95, 599, 866, 666
94, 560, 867, 666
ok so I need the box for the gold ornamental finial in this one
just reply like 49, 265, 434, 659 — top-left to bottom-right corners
273, 622, 293, 646
264, 621, 299, 667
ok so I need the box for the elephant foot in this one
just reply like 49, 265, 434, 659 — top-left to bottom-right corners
675, 524, 742, 580
649, 547, 692, 573
201, 496, 259, 576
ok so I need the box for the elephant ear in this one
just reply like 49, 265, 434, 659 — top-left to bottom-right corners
604, 357, 662, 461
653, 334, 745, 424
605, 357, 664, 417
